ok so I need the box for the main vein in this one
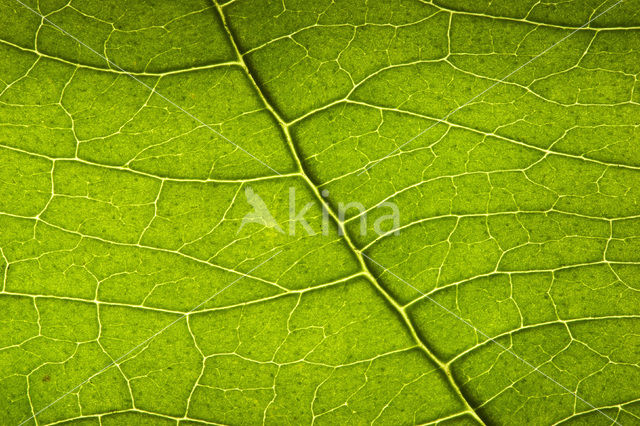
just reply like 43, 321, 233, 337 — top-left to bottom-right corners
213, 2, 486, 424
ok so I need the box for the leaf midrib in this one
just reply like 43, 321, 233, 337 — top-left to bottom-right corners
213, 2, 486, 423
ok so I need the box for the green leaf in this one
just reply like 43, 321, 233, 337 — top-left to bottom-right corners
1, 0, 639, 424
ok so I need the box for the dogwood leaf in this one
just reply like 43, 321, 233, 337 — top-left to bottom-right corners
1, 0, 639, 425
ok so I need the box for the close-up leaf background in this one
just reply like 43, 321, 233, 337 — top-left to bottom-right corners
1, 0, 639, 425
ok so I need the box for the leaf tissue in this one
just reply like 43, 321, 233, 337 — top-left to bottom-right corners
0, 0, 639, 425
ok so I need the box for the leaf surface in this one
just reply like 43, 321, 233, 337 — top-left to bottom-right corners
1, 0, 640, 425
